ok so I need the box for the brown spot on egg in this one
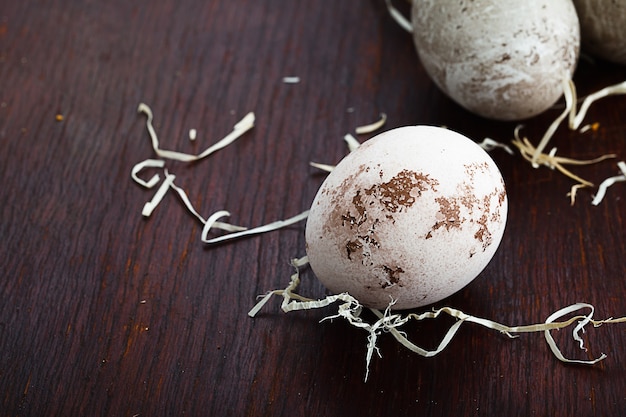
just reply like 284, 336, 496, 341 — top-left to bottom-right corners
474, 213, 492, 251
379, 265, 405, 288
473, 192, 500, 251
362, 169, 438, 214
498, 188, 506, 205
330, 169, 439, 264
346, 240, 362, 260
432, 196, 464, 232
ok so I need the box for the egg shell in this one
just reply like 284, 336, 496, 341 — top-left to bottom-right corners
411, 0, 580, 121
305, 126, 508, 310
573, 0, 626, 65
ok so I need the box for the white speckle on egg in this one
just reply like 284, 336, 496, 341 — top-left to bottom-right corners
411, 0, 580, 121
305, 126, 508, 310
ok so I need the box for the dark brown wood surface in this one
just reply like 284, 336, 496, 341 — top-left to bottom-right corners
2, 1, 625, 416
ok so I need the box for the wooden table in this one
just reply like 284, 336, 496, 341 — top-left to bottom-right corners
2, 1, 625, 415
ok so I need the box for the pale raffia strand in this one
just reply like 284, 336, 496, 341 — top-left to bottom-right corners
529, 79, 626, 167
131, 103, 255, 231
355, 113, 387, 135
249, 257, 626, 381
591, 161, 626, 206
130, 103, 311, 240
517, 78, 625, 204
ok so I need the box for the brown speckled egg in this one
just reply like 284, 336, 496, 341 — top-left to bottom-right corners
305, 126, 507, 310
411, 0, 580, 121
573, 0, 626, 65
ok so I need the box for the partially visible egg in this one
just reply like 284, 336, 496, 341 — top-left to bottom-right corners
305, 126, 508, 310
411, 0, 580, 120
573, 0, 626, 65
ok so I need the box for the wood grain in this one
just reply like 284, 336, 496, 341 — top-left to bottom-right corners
1, 1, 625, 416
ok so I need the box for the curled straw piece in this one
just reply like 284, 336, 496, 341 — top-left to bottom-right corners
511, 78, 625, 204
512, 125, 616, 205
355, 113, 387, 135
142, 170, 176, 217
530, 78, 575, 167
132, 103, 310, 244
249, 257, 626, 381
343, 133, 361, 152
384, 0, 413, 33
131, 103, 254, 231
132, 161, 247, 232
309, 133, 362, 173
569, 80, 626, 130
309, 162, 335, 173
478, 138, 514, 155
592, 161, 626, 206
137, 103, 255, 162
201, 210, 310, 244
168, 180, 247, 233
131, 160, 308, 239
513, 126, 615, 188
131, 159, 166, 188
530, 79, 626, 167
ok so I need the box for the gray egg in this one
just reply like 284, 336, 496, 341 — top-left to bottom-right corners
411, 0, 580, 120
574, 0, 626, 65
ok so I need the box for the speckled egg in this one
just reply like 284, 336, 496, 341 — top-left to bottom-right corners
411, 0, 580, 120
305, 126, 507, 310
